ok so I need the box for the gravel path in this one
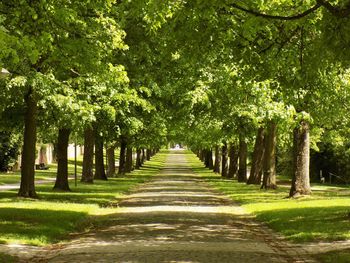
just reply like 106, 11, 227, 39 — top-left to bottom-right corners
21, 151, 317, 262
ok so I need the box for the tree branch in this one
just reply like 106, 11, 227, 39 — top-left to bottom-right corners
317, 0, 350, 17
225, 2, 322, 20
224, 1, 350, 20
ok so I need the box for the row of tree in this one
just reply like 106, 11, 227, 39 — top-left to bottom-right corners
157, 1, 350, 197
2, 1, 350, 198
0, 0, 168, 197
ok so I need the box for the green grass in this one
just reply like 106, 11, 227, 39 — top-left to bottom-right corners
315, 249, 350, 263
0, 150, 167, 246
0, 252, 18, 263
186, 152, 350, 243
0, 155, 84, 185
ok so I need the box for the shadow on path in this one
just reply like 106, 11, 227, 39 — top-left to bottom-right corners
25, 150, 316, 263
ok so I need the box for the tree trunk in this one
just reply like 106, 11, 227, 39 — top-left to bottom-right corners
81, 127, 94, 183
203, 149, 209, 167
289, 121, 311, 197
207, 149, 214, 169
199, 149, 205, 162
106, 146, 116, 177
146, 148, 151, 161
261, 122, 277, 189
213, 145, 221, 173
221, 142, 228, 177
125, 147, 133, 173
118, 136, 127, 175
18, 90, 38, 198
141, 148, 146, 164
238, 136, 248, 182
39, 145, 47, 165
94, 131, 107, 180
228, 143, 239, 179
136, 148, 142, 169
52, 142, 58, 163
53, 128, 71, 191
247, 127, 265, 184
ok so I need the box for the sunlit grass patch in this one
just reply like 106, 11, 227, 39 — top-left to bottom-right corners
0, 150, 167, 246
186, 152, 350, 243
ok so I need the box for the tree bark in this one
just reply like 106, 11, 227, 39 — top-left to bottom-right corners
53, 128, 71, 191
247, 127, 265, 184
94, 130, 107, 180
81, 127, 94, 183
261, 122, 277, 189
221, 142, 228, 177
228, 143, 239, 179
118, 135, 127, 175
52, 142, 58, 163
39, 145, 47, 165
136, 148, 142, 169
146, 148, 151, 161
207, 149, 214, 169
238, 136, 248, 182
125, 147, 133, 173
289, 121, 311, 197
18, 90, 38, 198
141, 148, 146, 164
213, 145, 221, 173
203, 149, 209, 167
106, 146, 116, 177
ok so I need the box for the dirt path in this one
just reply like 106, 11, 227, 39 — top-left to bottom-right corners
22, 151, 317, 262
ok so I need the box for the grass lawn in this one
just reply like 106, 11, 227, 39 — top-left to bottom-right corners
0, 155, 85, 185
186, 152, 350, 241
0, 150, 167, 246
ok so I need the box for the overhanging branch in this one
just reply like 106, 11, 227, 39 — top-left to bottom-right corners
226, 2, 322, 20
225, 0, 350, 20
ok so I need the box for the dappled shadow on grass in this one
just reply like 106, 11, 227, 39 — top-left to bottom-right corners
315, 248, 350, 263
254, 206, 350, 242
0, 207, 89, 245
186, 153, 350, 243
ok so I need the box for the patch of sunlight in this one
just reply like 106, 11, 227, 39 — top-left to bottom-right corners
117, 205, 246, 215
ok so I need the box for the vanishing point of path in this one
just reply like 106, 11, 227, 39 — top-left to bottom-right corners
27, 150, 316, 263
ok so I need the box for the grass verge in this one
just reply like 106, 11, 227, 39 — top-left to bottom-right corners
0, 150, 167, 246
186, 151, 350, 243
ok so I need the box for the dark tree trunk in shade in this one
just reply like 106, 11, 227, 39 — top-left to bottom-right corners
213, 145, 221, 173
125, 147, 133, 173
18, 90, 38, 198
238, 136, 248, 182
199, 150, 205, 162
247, 127, 266, 185
118, 136, 127, 175
94, 131, 107, 180
81, 127, 94, 183
203, 149, 209, 167
228, 143, 239, 179
53, 128, 71, 191
207, 149, 214, 169
39, 145, 47, 165
136, 148, 142, 169
146, 149, 151, 161
289, 121, 311, 197
52, 143, 58, 163
106, 146, 116, 177
141, 148, 146, 164
261, 122, 277, 189
221, 142, 228, 177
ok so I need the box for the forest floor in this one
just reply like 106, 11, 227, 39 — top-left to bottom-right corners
5, 150, 321, 262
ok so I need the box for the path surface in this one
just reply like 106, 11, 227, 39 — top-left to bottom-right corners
22, 151, 316, 262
